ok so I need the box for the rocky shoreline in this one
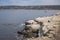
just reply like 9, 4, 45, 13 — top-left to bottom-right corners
17, 13, 60, 40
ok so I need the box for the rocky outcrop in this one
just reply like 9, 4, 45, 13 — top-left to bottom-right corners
17, 13, 60, 40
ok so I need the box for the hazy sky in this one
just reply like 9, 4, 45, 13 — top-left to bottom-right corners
0, 0, 60, 6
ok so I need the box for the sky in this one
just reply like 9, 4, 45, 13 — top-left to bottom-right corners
0, 0, 60, 6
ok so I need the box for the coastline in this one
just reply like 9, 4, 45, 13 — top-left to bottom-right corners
18, 13, 60, 40
0, 5, 60, 10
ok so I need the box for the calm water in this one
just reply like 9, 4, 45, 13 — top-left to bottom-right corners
0, 9, 60, 40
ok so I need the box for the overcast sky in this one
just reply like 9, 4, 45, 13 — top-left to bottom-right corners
0, 0, 60, 6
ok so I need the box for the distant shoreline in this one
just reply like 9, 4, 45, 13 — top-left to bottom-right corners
0, 5, 60, 10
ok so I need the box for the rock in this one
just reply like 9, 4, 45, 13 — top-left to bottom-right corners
25, 20, 36, 25
34, 17, 51, 23
17, 13, 60, 40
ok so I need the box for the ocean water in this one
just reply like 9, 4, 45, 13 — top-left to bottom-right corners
0, 9, 60, 40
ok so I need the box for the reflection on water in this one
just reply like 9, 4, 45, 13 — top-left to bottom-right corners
0, 10, 60, 40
